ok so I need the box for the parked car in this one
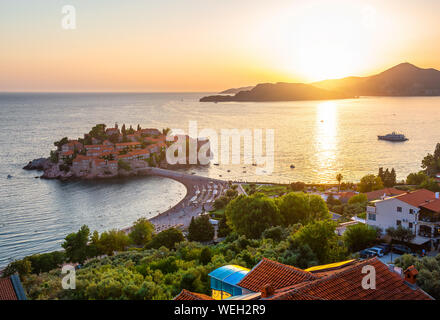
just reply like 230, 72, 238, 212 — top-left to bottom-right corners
375, 243, 391, 254
392, 244, 412, 255
359, 249, 377, 259
368, 247, 385, 257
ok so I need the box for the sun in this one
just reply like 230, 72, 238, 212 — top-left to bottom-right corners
260, 1, 378, 82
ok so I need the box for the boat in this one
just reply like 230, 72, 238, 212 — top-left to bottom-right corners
290, 164, 295, 169
377, 132, 408, 142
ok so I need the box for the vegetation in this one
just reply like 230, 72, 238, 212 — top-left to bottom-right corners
145, 228, 185, 250
336, 173, 343, 191
358, 174, 384, 193
187, 215, 215, 242
386, 225, 416, 243
343, 224, 377, 252
277, 192, 330, 225
378, 167, 397, 188
129, 218, 155, 246
118, 159, 131, 171
61, 225, 90, 263
395, 254, 440, 299
225, 193, 282, 239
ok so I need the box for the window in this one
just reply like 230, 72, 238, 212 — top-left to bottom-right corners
409, 222, 413, 229
368, 213, 376, 221
409, 209, 415, 214
396, 220, 402, 226
397, 206, 402, 213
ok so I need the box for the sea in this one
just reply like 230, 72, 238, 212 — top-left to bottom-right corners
1, 92, 440, 267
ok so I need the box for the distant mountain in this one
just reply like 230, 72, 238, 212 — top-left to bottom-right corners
200, 82, 353, 102
219, 86, 255, 94
313, 63, 440, 96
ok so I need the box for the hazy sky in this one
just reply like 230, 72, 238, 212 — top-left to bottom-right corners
1, 0, 440, 91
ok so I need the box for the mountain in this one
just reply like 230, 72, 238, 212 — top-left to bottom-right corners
200, 82, 354, 102
219, 86, 255, 94
313, 63, 440, 96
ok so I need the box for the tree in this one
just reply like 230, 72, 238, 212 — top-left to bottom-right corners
137, 124, 141, 131
2, 259, 32, 279
343, 223, 377, 252
54, 137, 69, 150
200, 247, 212, 265
336, 173, 343, 192
358, 174, 384, 193
98, 229, 130, 255
217, 214, 231, 238
348, 193, 368, 205
289, 182, 305, 192
420, 177, 440, 192
343, 203, 365, 219
378, 167, 397, 188
61, 225, 90, 263
277, 192, 329, 226
406, 171, 428, 185
291, 220, 339, 264
145, 228, 184, 249
386, 225, 415, 242
188, 215, 215, 242
225, 193, 282, 239
129, 218, 154, 246
421, 143, 440, 177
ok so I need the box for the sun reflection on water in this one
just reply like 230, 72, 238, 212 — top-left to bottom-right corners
314, 101, 339, 181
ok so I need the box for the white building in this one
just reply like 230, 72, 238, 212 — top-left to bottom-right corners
366, 189, 440, 246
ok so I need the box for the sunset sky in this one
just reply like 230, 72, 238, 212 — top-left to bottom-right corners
1, 0, 440, 92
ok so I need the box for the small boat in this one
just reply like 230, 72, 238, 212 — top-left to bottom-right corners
378, 132, 408, 142
213, 163, 219, 166
227, 170, 231, 172
290, 164, 295, 169
7, 175, 12, 179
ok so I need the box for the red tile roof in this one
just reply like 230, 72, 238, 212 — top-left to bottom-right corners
267, 258, 432, 300
365, 188, 406, 201
174, 289, 214, 300
393, 189, 436, 207
237, 258, 318, 292
0, 278, 18, 300
420, 198, 440, 213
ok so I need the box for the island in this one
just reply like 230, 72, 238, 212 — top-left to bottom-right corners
23, 123, 209, 180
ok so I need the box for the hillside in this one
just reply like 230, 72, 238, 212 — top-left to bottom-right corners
313, 63, 440, 96
200, 82, 354, 102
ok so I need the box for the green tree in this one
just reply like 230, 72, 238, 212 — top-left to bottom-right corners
217, 214, 232, 238
61, 225, 90, 263
406, 171, 428, 185
225, 193, 282, 239
348, 193, 368, 205
188, 215, 215, 242
291, 220, 339, 264
145, 228, 184, 249
199, 247, 212, 265
336, 173, 343, 192
2, 259, 32, 279
420, 177, 440, 192
343, 223, 377, 252
386, 225, 415, 242
129, 218, 154, 246
98, 229, 130, 256
358, 174, 384, 193
54, 137, 69, 150
277, 192, 329, 226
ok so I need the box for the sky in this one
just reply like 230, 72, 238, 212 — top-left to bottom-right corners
1, 0, 440, 92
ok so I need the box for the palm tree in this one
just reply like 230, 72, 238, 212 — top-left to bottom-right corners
336, 173, 343, 192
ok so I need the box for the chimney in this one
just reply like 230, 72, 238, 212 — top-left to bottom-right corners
260, 284, 275, 298
403, 265, 418, 287
436, 192, 439, 199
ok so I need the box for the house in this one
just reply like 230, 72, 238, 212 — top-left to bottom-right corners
174, 258, 433, 300
337, 191, 357, 203
115, 142, 141, 150
366, 189, 440, 246
105, 127, 120, 136
60, 150, 74, 160
61, 140, 83, 153
0, 274, 27, 300
365, 188, 406, 201
72, 155, 94, 174
138, 128, 161, 136
129, 149, 150, 160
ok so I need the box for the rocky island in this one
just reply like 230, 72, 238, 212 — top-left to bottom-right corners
24, 124, 209, 180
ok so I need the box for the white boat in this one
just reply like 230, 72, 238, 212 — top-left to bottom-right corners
377, 132, 408, 142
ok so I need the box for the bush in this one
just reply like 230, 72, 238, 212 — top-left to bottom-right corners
343, 223, 377, 252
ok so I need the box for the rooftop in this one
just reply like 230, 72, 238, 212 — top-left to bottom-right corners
365, 188, 406, 201
174, 289, 214, 301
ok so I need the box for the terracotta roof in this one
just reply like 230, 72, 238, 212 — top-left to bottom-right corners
73, 155, 94, 162
61, 150, 74, 156
420, 198, 440, 213
365, 188, 406, 201
0, 277, 18, 300
173, 289, 214, 300
266, 258, 432, 300
116, 142, 141, 147
237, 258, 318, 292
393, 189, 436, 207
